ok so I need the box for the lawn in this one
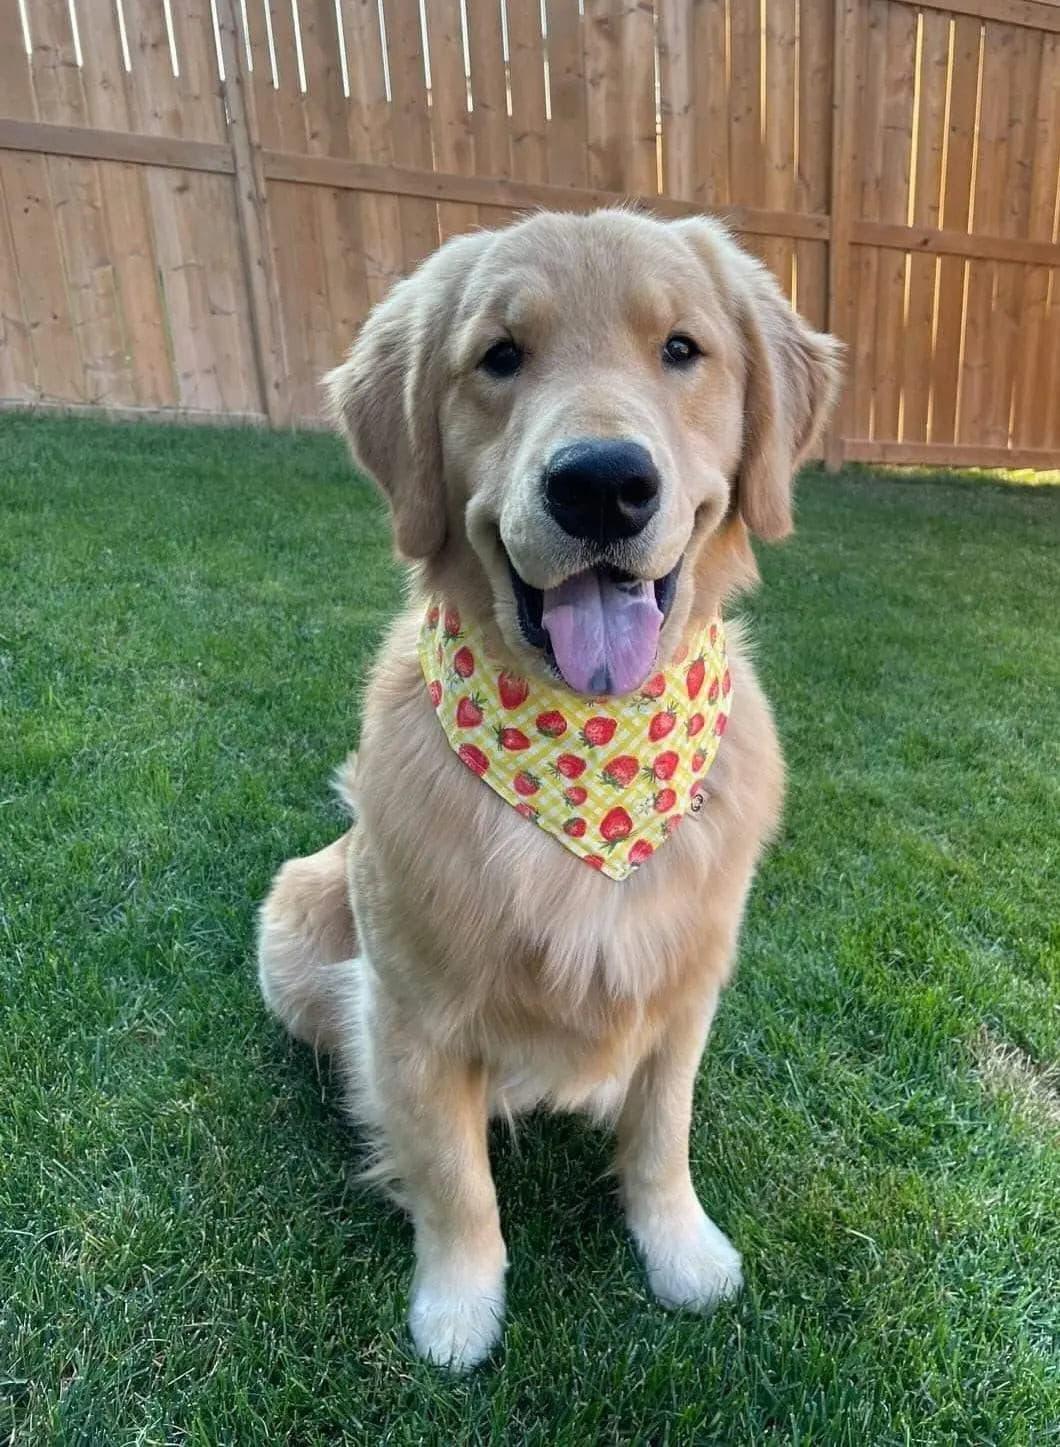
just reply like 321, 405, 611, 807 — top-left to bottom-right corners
2, 413, 1058, 1446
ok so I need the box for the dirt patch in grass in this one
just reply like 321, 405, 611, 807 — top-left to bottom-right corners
973, 1026, 1060, 1134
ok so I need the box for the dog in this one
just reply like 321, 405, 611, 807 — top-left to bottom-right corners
257, 208, 841, 1370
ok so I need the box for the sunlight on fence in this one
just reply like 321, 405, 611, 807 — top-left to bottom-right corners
0, 0, 1058, 469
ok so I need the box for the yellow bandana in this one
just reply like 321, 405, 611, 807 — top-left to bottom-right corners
419, 600, 732, 881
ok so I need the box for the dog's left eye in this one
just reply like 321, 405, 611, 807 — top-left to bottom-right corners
662, 334, 702, 367
479, 340, 524, 378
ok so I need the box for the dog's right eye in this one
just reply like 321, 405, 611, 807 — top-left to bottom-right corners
479, 340, 524, 378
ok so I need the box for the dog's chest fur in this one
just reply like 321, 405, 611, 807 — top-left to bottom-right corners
350, 612, 780, 1111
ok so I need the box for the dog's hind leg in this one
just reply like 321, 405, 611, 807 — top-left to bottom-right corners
257, 830, 359, 1054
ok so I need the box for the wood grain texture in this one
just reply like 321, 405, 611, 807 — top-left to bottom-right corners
797, 0, 834, 328
507, 0, 549, 186
870, 0, 917, 441
385, 0, 441, 266
1013, 32, 1060, 447
930, 14, 981, 444
2, 0, 1058, 463
901, 9, 950, 443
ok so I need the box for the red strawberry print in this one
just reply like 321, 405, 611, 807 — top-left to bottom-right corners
707, 677, 720, 705
715, 712, 728, 736
654, 787, 677, 813
583, 855, 605, 871
686, 655, 706, 700
692, 749, 707, 772
663, 815, 682, 837
722, 668, 732, 697
536, 710, 568, 738
458, 744, 489, 776
514, 770, 541, 797
600, 807, 633, 843
601, 754, 639, 789
453, 646, 475, 679
671, 642, 689, 665
563, 817, 587, 838
443, 607, 462, 639
553, 753, 587, 779
455, 694, 484, 728
687, 712, 705, 737
581, 716, 617, 748
498, 671, 529, 709
564, 785, 588, 806
629, 840, 654, 866
426, 604, 440, 629
640, 673, 666, 700
495, 725, 531, 752
648, 706, 677, 742
709, 623, 718, 646
428, 679, 442, 709
515, 802, 539, 822
650, 750, 679, 782
690, 778, 707, 801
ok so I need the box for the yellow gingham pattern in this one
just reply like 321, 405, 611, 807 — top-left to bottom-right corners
419, 599, 732, 881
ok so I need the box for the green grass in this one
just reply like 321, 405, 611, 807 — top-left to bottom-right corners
2, 414, 1058, 1446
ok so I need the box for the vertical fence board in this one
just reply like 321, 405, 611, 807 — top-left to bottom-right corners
902, 8, 949, 443
79, 0, 176, 408
508, 0, 549, 186
796, 0, 834, 329
584, 0, 626, 190
989, 28, 1041, 448
762, 0, 797, 294
930, 14, 981, 445
693, 0, 731, 209
0, 13, 85, 401
544, 0, 589, 187
342, 0, 405, 303
0, 162, 34, 398
426, 0, 480, 236
729, 0, 765, 209
123, 0, 259, 413
658, 0, 693, 200
959, 23, 1010, 444
386, 0, 442, 265
850, 0, 888, 439
870, 0, 916, 440
1013, 33, 1060, 449
27, 0, 134, 405
303, 0, 372, 414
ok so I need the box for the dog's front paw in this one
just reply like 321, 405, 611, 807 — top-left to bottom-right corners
629, 1197, 743, 1312
408, 1261, 506, 1371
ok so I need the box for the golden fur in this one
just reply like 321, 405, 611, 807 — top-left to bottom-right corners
258, 210, 841, 1369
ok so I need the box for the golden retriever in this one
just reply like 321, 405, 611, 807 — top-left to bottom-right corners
257, 209, 841, 1370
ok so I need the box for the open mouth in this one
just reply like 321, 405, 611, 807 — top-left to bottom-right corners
508, 557, 682, 696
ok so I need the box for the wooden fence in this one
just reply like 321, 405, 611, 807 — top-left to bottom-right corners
1, 0, 1059, 469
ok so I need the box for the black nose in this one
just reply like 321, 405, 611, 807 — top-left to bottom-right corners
543, 439, 661, 544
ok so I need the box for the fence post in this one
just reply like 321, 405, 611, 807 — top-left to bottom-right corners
825, 0, 861, 471
215, 0, 289, 425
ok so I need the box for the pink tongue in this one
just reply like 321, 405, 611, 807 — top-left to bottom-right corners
542, 571, 663, 696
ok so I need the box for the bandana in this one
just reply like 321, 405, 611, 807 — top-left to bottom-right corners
418, 600, 732, 881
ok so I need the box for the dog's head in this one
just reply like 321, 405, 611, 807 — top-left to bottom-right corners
327, 209, 841, 696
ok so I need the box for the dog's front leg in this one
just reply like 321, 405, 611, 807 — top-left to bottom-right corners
615, 992, 743, 1312
373, 1022, 506, 1370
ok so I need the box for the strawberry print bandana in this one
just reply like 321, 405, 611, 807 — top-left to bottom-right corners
419, 600, 732, 881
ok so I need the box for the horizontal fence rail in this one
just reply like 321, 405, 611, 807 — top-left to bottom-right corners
1, 0, 1058, 468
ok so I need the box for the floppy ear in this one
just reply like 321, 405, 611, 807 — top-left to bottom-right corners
734, 260, 843, 541
324, 232, 486, 560
673, 217, 843, 542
